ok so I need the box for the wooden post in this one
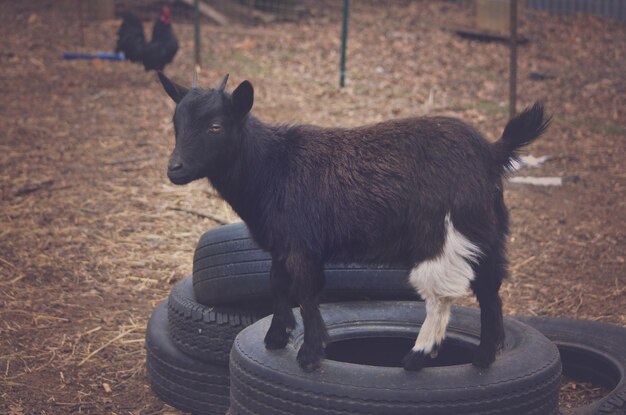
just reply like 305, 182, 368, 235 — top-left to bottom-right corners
509, 0, 518, 118
78, 0, 85, 47
180, 0, 228, 25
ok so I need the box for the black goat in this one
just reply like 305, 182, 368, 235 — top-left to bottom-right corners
157, 72, 550, 372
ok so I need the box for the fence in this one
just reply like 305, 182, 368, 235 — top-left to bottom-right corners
243, 0, 304, 20
525, 0, 626, 21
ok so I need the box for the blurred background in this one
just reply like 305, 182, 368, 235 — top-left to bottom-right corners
0, 0, 624, 413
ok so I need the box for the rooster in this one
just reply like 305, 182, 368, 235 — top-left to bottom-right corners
115, 6, 178, 71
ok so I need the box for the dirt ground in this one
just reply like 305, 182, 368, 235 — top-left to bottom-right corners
0, 0, 624, 414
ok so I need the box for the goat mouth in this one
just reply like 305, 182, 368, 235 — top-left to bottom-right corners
167, 171, 195, 185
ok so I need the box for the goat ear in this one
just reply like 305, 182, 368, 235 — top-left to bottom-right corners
157, 72, 188, 103
231, 80, 254, 119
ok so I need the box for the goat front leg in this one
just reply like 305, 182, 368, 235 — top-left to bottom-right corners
264, 258, 296, 350
402, 296, 452, 371
286, 253, 328, 372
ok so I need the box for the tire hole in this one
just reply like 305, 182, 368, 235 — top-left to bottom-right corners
558, 345, 618, 410
324, 336, 474, 367
558, 345, 620, 389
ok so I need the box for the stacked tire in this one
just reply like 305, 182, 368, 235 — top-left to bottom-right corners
146, 223, 415, 414
146, 223, 626, 415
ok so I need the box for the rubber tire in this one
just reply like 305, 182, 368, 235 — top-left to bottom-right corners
146, 300, 230, 415
514, 315, 626, 415
168, 276, 271, 366
192, 223, 418, 305
229, 301, 562, 415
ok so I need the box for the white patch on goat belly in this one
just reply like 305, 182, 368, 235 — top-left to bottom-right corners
408, 214, 482, 353
409, 214, 482, 300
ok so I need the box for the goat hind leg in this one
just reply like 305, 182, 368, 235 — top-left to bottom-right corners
402, 297, 452, 371
471, 253, 506, 367
264, 259, 296, 350
473, 287, 505, 367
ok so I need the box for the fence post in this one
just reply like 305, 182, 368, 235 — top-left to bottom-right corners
509, 0, 517, 118
339, 0, 350, 88
194, 0, 201, 69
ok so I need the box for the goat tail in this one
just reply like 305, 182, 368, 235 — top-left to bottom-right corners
493, 102, 551, 170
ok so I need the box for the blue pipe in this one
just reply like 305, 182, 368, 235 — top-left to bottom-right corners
63, 52, 125, 61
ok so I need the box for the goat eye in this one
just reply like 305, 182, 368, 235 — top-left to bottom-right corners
209, 123, 222, 133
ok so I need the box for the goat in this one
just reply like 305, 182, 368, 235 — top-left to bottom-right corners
157, 72, 550, 372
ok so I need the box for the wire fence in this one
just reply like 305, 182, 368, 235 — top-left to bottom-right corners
108, 0, 626, 24
240, 0, 305, 20
526, 0, 626, 21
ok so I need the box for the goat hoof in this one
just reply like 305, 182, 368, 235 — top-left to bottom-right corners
264, 325, 290, 350
472, 346, 496, 368
297, 344, 323, 372
285, 313, 296, 332
429, 342, 441, 359
402, 349, 430, 371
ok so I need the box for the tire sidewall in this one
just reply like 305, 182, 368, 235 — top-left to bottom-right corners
515, 316, 626, 415
192, 223, 418, 305
231, 302, 561, 414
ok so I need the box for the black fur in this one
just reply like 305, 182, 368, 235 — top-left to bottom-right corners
494, 102, 552, 171
158, 74, 550, 371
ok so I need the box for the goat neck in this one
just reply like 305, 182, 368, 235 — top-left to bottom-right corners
208, 115, 279, 225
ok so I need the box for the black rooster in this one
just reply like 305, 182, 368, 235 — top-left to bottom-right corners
115, 6, 178, 71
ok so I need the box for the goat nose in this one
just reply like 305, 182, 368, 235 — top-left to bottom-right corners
169, 162, 183, 171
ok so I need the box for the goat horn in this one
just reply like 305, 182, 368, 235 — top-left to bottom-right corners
217, 73, 229, 91
192, 65, 199, 89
